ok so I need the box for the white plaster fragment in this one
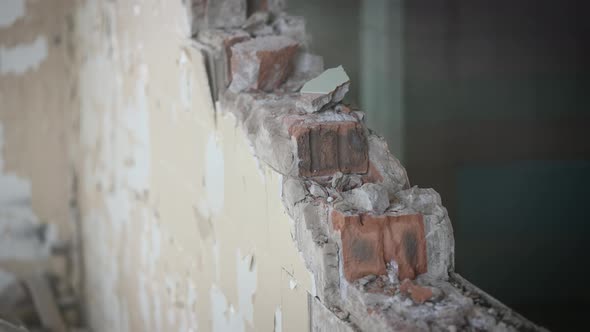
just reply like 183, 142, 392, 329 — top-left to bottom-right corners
0, 36, 48, 75
0, 0, 24, 28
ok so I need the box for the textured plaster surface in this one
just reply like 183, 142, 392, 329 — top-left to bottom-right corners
0, 0, 78, 289
76, 1, 312, 331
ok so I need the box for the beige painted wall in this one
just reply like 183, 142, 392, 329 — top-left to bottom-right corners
0, 0, 77, 242
75, 0, 312, 331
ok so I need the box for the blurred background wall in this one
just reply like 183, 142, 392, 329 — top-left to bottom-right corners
289, 0, 589, 330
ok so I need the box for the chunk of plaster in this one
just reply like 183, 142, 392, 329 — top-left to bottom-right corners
298, 65, 350, 113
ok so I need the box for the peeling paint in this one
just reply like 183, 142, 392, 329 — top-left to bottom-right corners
0, 36, 48, 75
274, 306, 282, 332
0, 123, 31, 205
0, 0, 25, 28
211, 285, 245, 332
73, 1, 313, 330
205, 133, 225, 216
237, 249, 257, 325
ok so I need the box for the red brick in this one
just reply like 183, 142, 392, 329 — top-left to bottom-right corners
400, 279, 433, 304
338, 122, 369, 174
288, 117, 368, 177
332, 210, 427, 282
382, 214, 427, 280
223, 33, 250, 82
229, 36, 299, 92
340, 214, 386, 282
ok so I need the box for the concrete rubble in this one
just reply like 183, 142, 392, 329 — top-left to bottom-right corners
196, 3, 547, 331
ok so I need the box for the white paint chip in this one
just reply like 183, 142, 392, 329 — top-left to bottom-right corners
289, 278, 298, 290
0, 36, 48, 75
0, 0, 25, 28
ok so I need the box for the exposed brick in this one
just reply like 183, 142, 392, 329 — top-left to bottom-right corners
382, 214, 427, 281
197, 29, 250, 101
229, 36, 299, 92
340, 214, 386, 282
223, 33, 251, 82
400, 279, 434, 304
332, 210, 427, 282
288, 113, 368, 177
338, 122, 368, 174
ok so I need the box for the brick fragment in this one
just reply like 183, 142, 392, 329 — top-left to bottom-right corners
382, 214, 427, 281
229, 36, 299, 92
197, 29, 250, 101
340, 215, 386, 282
400, 279, 434, 304
332, 210, 428, 283
288, 112, 368, 177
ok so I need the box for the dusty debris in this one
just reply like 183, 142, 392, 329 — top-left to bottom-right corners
399, 279, 434, 304
341, 183, 389, 214
308, 182, 328, 198
298, 65, 351, 113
